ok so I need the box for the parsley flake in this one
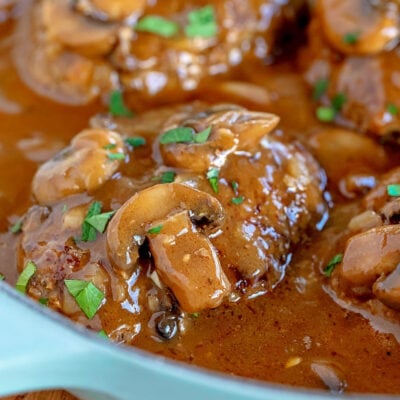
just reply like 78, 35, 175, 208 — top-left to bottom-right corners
332, 93, 347, 111
103, 143, 117, 150
65, 279, 105, 319
85, 211, 115, 234
189, 312, 200, 319
343, 32, 360, 45
185, 5, 217, 38
97, 330, 109, 339
81, 201, 102, 242
125, 137, 146, 148
0, 273, 4, 281
160, 127, 194, 144
16, 261, 37, 294
316, 106, 336, 122
231, 181, 239, 195
39, 298, 49, 306
135, 15, 179, 38
193, 126, 212, 144
231, 196, 245, 205
387, 184, 400, 197
147, 225, 163, 234
207, 168, 219, 193
10, 219, 23, 234
107, 152, 125, 161
160, 171, 176, 183
109, 90, 134, 117
313, 79, 329, 101
323, 254, 343, 277
387, 103, 399, 116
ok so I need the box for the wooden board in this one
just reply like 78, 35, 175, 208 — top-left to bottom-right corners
2, 391, 77, 400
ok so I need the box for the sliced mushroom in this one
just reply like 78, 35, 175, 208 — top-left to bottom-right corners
373, 264, 400, 310
339, 225, 400, 286
107, 183, 229, 312
159, 106, 280, 173
318, 0, 400, 55
148, 210, 230, 312
74, 0, 146, 21
32, 129, 125, 205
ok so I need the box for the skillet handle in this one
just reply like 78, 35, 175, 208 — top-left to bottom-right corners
0, 282, 98, 397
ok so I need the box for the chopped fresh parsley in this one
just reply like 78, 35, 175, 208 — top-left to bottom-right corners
387, 103, 399, 116
135, 15, 179, 38
147, 224, 163, 234
343, 32, 359, 45
323, 254, 343, 277
109, 90, 134, 118
160, 127, 194, 144
62, 204, 68, 214
387, 184, 400, 197
194, 126, 212, 144
107, 152, 125, 161
331, 93, 347, 111
85, 211, 115, 234
207, 168, 219, 193
65, 279, 105, 319
0, 273, 4, 281
81, 201, 102, 242
16, 261, 37, 294
231, 181, 239, 195
97, 330, 109, 339
313, 79, 329, 101
39, 298, 49, 306
231, 196, 245, 205
10, 219, 23, 234
160, 171, 176, 183
103, 143, 117, 150
316, 106, 336, 122
189, 312, 199, 319
125, 137, 146, 148
185, 5, 217, 38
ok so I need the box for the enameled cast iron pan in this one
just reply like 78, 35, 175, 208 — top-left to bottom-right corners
0, 282, 396, 400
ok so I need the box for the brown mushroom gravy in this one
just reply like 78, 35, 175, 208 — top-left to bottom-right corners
2, 0, 400, 395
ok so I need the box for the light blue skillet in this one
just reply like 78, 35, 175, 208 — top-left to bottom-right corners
0, 282, 396, 400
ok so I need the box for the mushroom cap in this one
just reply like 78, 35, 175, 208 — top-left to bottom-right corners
160, 105, 280, 173
32, 129, 125, 205
107, 183, 225, 271
318, 0, 400, 55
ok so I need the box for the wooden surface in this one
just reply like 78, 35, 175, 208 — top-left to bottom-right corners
2, 391, 76, 400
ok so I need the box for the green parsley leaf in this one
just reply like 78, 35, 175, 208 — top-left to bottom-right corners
147, 224, 163, 234
313, 79, 329, 101
185, 5, 217, 38
103, 143, 117, 150
10, 219, 23, 234
85, 211, 115, 234
189, 312, 199, 319
0, 273, 5, 281
231, 196, 245, 205
193, 126, 212, 144
207, 168, 219, 193
387, 103, 399, 116
316, 106, 335, 122
97, 330, 109, 339
39, 298, 49, 306
323, 254, 343, 277
125, 137, 146, 148
16, 261, 37, 294
135, 15, 179, 38
160, 171, 176, 183
81, 201, 102, 242
159, 127, 194, 144
231, 181, 239, 195
62, 204, 68, 214
387, 184, 400, 197
343, 32, 359, 45
107, 152, 125, 161
331, 93, 347, 111
65, 280, 105, 319
109, 90, 134, 118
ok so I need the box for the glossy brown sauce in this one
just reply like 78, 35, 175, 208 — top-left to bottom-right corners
2, 6, 400, 395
